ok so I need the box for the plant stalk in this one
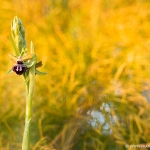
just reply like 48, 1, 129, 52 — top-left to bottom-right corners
10, 16, 47, 150
22, 50, 36, 150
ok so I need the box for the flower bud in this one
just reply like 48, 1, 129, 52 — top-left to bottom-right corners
11, 16, 27, 55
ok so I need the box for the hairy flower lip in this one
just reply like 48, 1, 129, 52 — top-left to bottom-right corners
12, 60, 27, 75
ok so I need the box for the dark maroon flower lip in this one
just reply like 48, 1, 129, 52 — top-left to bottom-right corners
12, 60, 27, 75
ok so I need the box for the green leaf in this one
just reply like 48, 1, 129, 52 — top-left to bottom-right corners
24, 76, 29, 83
35, 69, 48, 75
7, 68, 13, 74
22, 118, 31, 150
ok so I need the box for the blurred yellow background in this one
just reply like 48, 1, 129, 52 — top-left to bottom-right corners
1, 0, 150, 149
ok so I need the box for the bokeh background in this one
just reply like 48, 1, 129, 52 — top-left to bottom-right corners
1, 0, 150, 149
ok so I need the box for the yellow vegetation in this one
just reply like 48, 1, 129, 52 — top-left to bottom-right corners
0, 0, 150, 149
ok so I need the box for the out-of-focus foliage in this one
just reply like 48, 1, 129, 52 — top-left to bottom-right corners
1, 0, 150, 149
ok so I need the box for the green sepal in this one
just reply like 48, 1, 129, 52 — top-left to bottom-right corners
7, 68, 13, 74
22, 118, 31, 150
9, 36, 19, 56
24, 61, 35, 68
35, 69, 48, 75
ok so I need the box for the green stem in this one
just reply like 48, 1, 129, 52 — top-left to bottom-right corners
22, 55, 36, 150
25, 65, 35, 123
25, 89, 32, 123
